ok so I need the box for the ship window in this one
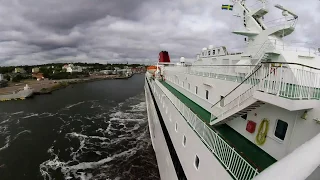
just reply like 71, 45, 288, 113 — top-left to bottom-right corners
183, 135, 186, 147
274, 119, 288, 141
218, 49, 221, 54
195, 155, 200, 170
195, 86, 198, 94
202, 52, 204, 56
175, 122, 178, 132
220, 96, 225, 107
206, 90, 209, 100
212, 50, 215, 55
208, 50, 211, 56
188, 83, 190, 90
241, 114, 247, 120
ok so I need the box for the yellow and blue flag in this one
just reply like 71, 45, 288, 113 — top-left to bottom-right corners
222, 4, 233, 10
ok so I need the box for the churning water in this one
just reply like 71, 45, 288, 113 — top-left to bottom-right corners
0, 74, 160, 180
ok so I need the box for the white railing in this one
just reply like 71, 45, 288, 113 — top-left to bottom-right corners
247, 1, 269, 10
210, 62, 320, 121
264, 17, 298, 28
166, 65, 255, 84
165, 62, 320, 122
153, 80, 259, 180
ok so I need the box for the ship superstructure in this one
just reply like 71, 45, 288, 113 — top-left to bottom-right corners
145, 0, 320, 179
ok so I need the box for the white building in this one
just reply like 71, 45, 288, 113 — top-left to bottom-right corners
62, 64, 83, 73
67, 65, 82, 73
15, 67, 26, 73
32, 67, 40, 73
0, 74, 4, 81
100, 70, 114, 75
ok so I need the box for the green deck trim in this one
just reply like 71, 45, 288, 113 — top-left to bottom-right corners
160, 80, 277, 172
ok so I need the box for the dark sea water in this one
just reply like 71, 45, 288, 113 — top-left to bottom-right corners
0, 74, 160, 180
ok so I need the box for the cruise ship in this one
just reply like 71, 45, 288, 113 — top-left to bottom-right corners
145, 1, 320, 180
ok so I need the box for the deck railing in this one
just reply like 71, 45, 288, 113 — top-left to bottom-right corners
209, 62, 320, 121
152, 79, 259, 180
164, 62, 320, 122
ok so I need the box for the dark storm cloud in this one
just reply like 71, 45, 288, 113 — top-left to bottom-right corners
19, 0, 151, 31
0, 0, 318, 66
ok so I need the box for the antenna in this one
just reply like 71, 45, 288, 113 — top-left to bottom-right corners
275, 4, 298, 19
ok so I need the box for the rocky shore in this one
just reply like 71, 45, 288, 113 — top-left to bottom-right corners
0, 74, 133, 100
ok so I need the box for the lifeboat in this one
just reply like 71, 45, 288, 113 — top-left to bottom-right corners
147, 66, 159, 74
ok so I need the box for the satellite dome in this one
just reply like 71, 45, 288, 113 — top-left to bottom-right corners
209, 45, 214, 49
202, 47, 208, 51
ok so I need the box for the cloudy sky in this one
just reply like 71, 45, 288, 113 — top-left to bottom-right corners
0, 0, 318, 66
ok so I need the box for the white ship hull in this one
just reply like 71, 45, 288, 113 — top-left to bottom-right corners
145, 77, 232, 180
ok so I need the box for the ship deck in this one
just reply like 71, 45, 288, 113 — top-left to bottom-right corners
159, 80, 276, 172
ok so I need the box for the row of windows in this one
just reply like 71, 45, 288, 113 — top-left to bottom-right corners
175, 121, 200, 170
172, 77, 226, 107
149, 79, 187, 179
202, 49, 221, 57
181, 82, 209, 100
160, 85, 200, 170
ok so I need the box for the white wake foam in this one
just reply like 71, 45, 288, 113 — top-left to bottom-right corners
65, 101, 85, 109
39, 93, 151, 179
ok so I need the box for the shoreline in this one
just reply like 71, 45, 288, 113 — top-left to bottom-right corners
0, 74, 135, 101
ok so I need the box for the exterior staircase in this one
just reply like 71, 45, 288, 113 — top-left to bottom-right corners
210, 62, 320, 125
216, 101, 265, 125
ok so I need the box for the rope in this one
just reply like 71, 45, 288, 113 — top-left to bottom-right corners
256, 118, 269, 146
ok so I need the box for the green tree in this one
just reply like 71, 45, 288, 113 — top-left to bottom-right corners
12, 74, 23, 82
4, 74, 10, 81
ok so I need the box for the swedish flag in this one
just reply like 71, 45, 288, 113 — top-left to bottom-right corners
222, 4, 233, 10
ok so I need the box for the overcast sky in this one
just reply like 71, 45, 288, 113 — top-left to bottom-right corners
0, 0, 318, 66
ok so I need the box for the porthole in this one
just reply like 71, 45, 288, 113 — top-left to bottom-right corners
183, 135, 186, 147
175, 122, 178, 132
194, 155, 200, 170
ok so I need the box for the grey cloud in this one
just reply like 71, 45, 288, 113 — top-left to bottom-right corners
0, 0, 318, 66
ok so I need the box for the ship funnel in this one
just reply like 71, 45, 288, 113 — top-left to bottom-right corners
159, 51, 170, 63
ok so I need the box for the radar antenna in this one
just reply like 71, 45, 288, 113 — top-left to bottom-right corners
274, 4, 298, 19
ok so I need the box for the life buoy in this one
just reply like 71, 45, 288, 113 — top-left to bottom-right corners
255, 118, 269, 146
